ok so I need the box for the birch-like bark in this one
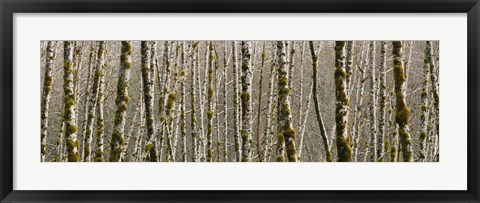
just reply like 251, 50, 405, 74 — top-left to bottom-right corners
130, 97, 145, 162
297, 42, 306, 128
190, 42, 199, 162
308, 41, 332, 162
392, 41, 413, 162
83, 41, 104, 162
231, 41, 242, 162
345, 41, 355, 94
240, 41, 253, 162
334, 41, 352, 162
180, 42, 188, 162
109, 41, 132, 162
223, 41, 229, 162
197, 42, 207, 161
378, 41, 387, 161
367, 41, 378, 162
352, 42, 368, 162
297, 83, 313, 160
158, 41, 171, 161
141, 41, 158, 162
427, 41, 439, 161
255, 43, 266, 161
288, 41, 296, 91
62, 41, 80, 162
206, 42, 215, 162
276, 41, 298, 162
94, 48, 108, 162
419, 41, 431, 161
80, 43, 96, 161
41, 41, 55, 162
262, 43, 277, 162
120, 96, 141, 161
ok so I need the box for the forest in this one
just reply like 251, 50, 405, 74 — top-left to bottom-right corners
40, 40, 439, 162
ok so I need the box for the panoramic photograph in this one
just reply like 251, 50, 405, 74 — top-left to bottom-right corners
40, 40, 439, 162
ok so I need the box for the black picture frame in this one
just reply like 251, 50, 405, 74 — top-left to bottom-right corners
1, 0, 479, 202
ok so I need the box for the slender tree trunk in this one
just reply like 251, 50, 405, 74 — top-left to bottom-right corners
141, 41, 158, 162
131, 97, 145, 162
367, 41, 378, 162
83, 41, 105, 162
392, 41, 413, 162
41, 41, 55, 162
214, 51, 221, 162
308, 41, 332, 162
418, 41, 432, 162
180, 42, 188, 162
427, 41, 439, 161
120, 96, 141, 161
334, 41, 352, 162
377, 41, 387, 161
288, 41, 296, 91
80, 43, 96, 161
62, 41, 80, 162
262, 43, 277, 162
223, 41, 229, 162
240, 41, 254, 162
255, 43, 266, 162
206, 42, 216, 162
109, 41, 132, 162
190, 42, 199, 162
54, 121, 65, 162
345, 41, 354, 95
197, 42, 207, 161
94, 48, 108, 162
231, 41, 242, 162
72, 42, 82, 126
276, 41, 298, 162
297, 83, 313, 160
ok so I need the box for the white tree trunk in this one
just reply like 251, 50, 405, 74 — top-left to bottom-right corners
41, 41, 55, 162
240, 41, 253, 162
109, 41, 133, 162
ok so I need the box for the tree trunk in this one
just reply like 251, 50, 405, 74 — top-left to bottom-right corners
223, 41, 229, 162
94, 48, 107, 162
181, 42, 188, 162
120, 95, 141, 161
345, 41, 355, 94
262, 43, 277, 162
141, 41, 158, 162
378, 41, 387, 161
63, 41, 80, 162
334, 41, 352, 162
80, 43, 97, 161
41, 41, 55, 162
231, 41, 242, 162
83, 41, 104, 162
368, 41, 378, 162
255, 42, 266, 162
197, 42, 207, 161
206, 42, 215, 162
427, 41, 439, 161
190, 42, 199, 162
418, 41, 432, 161
109, 41, 132, 162
276, 41, 298, 162
392, 41, 413, 162
308, 41, 332, 162
240, 41, 253, 162
288, 41, 296, 91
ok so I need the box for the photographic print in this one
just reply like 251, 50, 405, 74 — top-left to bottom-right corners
40, 41, 439, 162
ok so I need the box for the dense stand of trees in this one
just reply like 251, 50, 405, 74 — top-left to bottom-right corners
40, 41, 439, 162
